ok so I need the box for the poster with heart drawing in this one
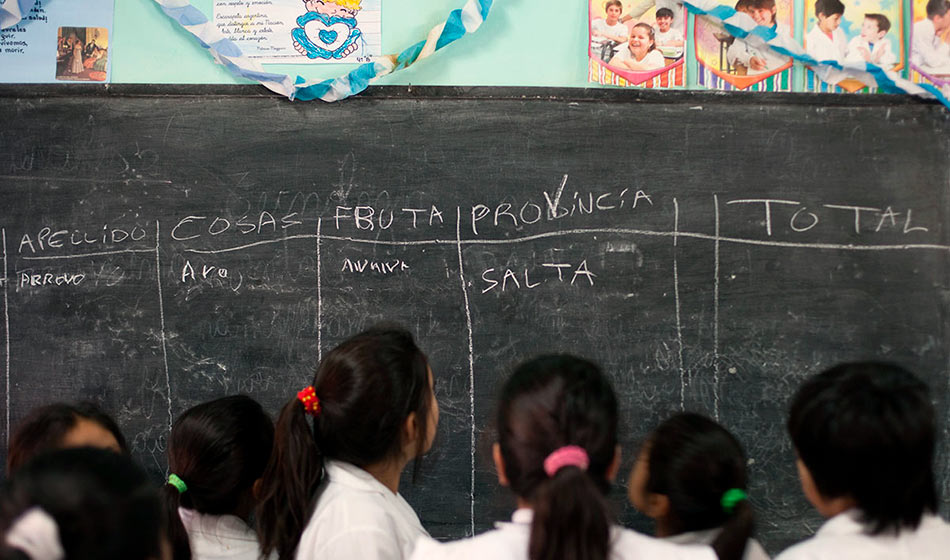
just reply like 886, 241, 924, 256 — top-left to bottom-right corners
213, 0, 380, 63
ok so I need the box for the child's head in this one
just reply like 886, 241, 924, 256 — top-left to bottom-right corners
605, 0, 623, 23
163, 395, 275, 560
7, 402, 127, 474
814, 0, 845, 32
256, 325, 437, 559
630, 23, 658, 53
734, 0, 754, 14
655, 8, 675, 31
926, 0, 950, 32
494, 355, 618, 560
304, 0, 360, 18
629, 413, 749, 536
788, 362, 937, 534
861, 13, 890, 40
0, 447, 165, 560
750, 0, 777, 26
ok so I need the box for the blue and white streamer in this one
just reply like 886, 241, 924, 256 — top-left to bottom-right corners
685, 0, 950, 108
1, 0, 39, 30
153, 0, 492, 102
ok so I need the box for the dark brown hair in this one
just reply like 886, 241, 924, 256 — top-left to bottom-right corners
497, 355, 618, 560
7, 402, 128, 473
162, 395, 275, 560
255, 325, 433, 560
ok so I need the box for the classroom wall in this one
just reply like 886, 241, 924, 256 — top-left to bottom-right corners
112, 0, 592, 87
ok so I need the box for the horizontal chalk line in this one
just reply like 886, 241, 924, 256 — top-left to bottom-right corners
20, 248, 158, 261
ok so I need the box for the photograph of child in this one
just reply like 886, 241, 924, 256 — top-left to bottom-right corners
589, 0, 686, 87
911, 0, 950, 77
726, 0, 792, 74
693, 0, 794, 90
845, 14, 897, 68
591, 0, 630, 62
55, 27, 108, 82
804, 0, 903, 90
609, 22, 667, 70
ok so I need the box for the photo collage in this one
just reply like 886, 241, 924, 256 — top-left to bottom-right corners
589, 0, 950, 92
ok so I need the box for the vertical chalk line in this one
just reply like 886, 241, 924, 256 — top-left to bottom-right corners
316, 218, 323, 363
673, 199, 685, 411
713, 195, 721, 421
2, 229, 9, 449
154, 223, 173, 444
455, 206, 476, 537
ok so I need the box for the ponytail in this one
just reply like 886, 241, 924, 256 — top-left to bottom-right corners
161, 482, 191, 560
529, 466, 611, 560
255, 399, 325, 560
711, 498, 754, 560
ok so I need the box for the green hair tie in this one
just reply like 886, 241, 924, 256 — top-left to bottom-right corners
720, 488, 747, 514
167, 473, 188, 494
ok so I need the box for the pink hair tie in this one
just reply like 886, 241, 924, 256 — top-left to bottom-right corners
543, 445, 590, 477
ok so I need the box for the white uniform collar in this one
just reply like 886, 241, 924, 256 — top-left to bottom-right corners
325, 459, 396, 496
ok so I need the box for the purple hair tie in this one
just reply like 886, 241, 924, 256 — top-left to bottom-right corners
543, 445, 590, 477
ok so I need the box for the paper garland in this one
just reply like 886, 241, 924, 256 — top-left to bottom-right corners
0, 0, 39, 30
153, 0, 492, 102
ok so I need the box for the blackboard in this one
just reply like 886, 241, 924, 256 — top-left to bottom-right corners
0, 85, 948, 554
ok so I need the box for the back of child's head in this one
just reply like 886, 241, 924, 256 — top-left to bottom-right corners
7, 402, 128, 474
497, 354, 617, 560
815, 0, 845, 17
865, 13, 890, 33
926, 0, 950, 18
656, 7, 674, 19
643, 413, 749, 535
787, 362, 937, 534
163, 395, 275, 560
0, 447, 163, 560
256, 324, 433, 560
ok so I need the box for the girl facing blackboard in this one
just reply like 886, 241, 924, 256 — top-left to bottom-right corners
255, 326, 439, 560
411, 355, 741, 560
628, 413, 768, 560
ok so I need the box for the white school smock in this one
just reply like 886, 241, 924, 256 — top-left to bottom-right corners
911, 19, 950, 72
410, 509, 717, 560
844, 36, 897, 68
774, 509, 950, 560
727, 24, 791, 74
591, 19, 629, 48
178, 508, 276, 560
806, 25, 848, 84
295, 460, 428, 560
610, 46, 667, 70
666, 528, 771, 560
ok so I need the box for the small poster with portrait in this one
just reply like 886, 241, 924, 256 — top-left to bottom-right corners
588, 0, 686, 88
803, 0, 905, 92
909, 0, 950, 91
693, 0, 794, 91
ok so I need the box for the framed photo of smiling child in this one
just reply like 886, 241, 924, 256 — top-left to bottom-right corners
588, 0, 686, 88
693, 0, 794, 91
213, 0, 381, 63
803, 0, 904, 92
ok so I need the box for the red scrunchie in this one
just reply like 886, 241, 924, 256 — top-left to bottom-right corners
297, 386, 321, 416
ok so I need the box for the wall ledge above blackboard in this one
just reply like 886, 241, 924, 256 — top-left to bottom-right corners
0, 85, 945, 109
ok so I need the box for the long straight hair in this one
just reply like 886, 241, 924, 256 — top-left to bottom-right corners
162, 395, 275, 560
255, 325, 433, 560
497, 355, 618, 560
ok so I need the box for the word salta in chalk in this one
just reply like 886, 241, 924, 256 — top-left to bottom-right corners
480, 260, 597, 294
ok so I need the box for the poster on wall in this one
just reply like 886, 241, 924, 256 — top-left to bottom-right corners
909, 0, 950, 91
693, 0, 795, 91
803, 0, 904, 92
212, 0, 381, 63
0, 0, 114, 83
588, 0, 686, 88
